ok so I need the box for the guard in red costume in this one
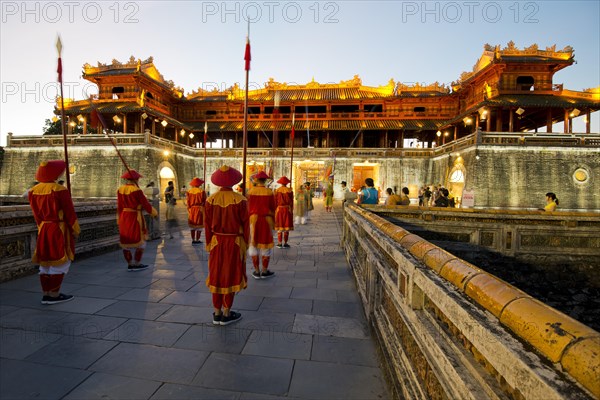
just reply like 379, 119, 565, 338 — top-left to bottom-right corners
274, 176, 294, 248
186, 177, 206, 245
205, 165, 249, 326
117, 169, 157, 271
246, 171, 276, 279
28, 160, 80, 304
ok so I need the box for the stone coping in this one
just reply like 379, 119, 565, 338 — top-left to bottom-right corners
349, 203, 600, 398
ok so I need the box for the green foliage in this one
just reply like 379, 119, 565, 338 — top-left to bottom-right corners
43, 118, 84, 135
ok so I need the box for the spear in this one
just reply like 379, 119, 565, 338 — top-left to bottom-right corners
290, 113, 295, 184
56, 35, 71, 193
203, 121, 207, 190
241, 21, 251, 196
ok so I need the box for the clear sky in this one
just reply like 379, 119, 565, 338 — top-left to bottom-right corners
1, 0, 599, 146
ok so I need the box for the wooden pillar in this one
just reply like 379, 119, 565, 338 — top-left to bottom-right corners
384, 130, 389, 148
399, 130, 404, 148
454, 125, 458, 141
151, 120, 156, 136
486, 110, 492, 131
546, 109, 553, 133
475, 114, 480, 130
83, 117, 87, 135
564, 109, 569, 133
509, 109, 514, 132
359, 131, 364, 148
496, 109, 503, 132
123, 115, 127, 134
586, 110, 591, 133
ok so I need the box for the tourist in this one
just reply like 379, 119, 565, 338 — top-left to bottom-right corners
434, 188, 449, 207
28, 160, 80, 304
204, 165, 249, 326
543, 192, 559, 211
165, 196, 178, 239
423, 185, 432, 206
180, 185, 187, 205
246, 171, 276, 279
324, 176, 334, 212
384, 188, 401, 205
186, 177, 206, 245
117, 169, 157, 271
144, 181, 161, 240
305, 182, 315, 220
274, 176, 294, 248
295, 183, 309, 225
361, 178, 379, 204
399, 187, 411, 205
164, 181, 174, 203
418, 186, 424, 206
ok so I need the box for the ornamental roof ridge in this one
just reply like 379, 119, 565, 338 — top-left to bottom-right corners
83, 56, 153, 74
451, 42, 575, 91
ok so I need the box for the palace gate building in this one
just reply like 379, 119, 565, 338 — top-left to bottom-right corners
1, 42, 599, 210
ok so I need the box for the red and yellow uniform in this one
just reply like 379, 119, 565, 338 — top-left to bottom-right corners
247, 184, 276, 250
117, 183, 157, 247
117, 170, 157, 269
274, 176, 294, 247
29, 182, 80, 267
205, 166, 248, 324
186, 177, 206, 244
205, 188, 249, 294
246, 171, 276, 277
29, 159, 80, 304
274, 186, 294, 231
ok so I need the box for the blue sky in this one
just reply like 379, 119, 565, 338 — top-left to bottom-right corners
1, 1, 599, 146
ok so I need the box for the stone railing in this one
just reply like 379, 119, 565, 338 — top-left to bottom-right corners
0, 201, 119, 282
373, 206, 600, 283
343, 203, 599, 399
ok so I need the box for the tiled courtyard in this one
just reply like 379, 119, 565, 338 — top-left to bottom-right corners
0, 198, 389, 399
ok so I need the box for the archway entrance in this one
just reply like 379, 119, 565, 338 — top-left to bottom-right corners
159, 166, 176, 201
447, 165, 465, 207
293, 160, 325, 195
352, 162, 380, 192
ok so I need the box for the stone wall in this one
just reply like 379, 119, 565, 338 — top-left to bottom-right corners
0, 202, 120, 282
343, 203, 599, 399
1, 133, 598, 211
429, 145, 599, 211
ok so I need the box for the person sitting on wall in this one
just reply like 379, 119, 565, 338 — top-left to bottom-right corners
399, 187, 411, 205
542, 192, 559, 211
434, 188, 449, 207
361, 178, 379, 205
384, 188, 401, 205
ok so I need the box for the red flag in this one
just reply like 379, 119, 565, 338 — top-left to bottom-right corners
57, 57, 63, 83
244, 38, 251, 71
56, 36, 63, 83
90, 108, 107, 128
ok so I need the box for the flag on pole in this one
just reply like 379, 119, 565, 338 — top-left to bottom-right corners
204, 121, 208, 142
90, 108, 107, 129
244, 37, 251, 71
291, 113, 295, 140
56, 36, 63, 83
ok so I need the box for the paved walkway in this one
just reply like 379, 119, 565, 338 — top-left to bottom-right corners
0, 198, 389, 400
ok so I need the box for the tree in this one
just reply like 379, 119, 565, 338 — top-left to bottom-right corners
43, 118, 84, 135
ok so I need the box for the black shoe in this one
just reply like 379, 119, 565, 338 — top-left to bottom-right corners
212, 313, 222, 325
220, 311, 242, 326
128, 264, 149, 272
252, 271, 262, 280
283, 243, 290, 248
260, 270, 275, 279
276, 243, 283, 248
42, 293, 74, 305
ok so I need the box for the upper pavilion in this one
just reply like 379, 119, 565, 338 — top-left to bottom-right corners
58, 42, 600, 148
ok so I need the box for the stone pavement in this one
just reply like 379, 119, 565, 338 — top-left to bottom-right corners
0, 198, 389, 400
